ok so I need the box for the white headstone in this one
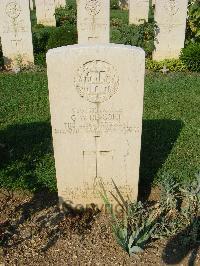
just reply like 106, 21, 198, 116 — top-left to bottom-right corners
152, 0, 156, 5
54, 0, 66, 8
46, 44, 145, 208
77, 0, 110, 44
29, 0, 34, 10
0, 0, 34, 69
129, 0, 149, 25
153, 0, 188, 60
35, 0, 56, 26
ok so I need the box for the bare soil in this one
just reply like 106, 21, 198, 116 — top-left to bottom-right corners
0, 189, 199, 266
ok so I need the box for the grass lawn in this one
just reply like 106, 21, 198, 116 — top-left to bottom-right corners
111, 9, 129, 24
0, 71, 200, 194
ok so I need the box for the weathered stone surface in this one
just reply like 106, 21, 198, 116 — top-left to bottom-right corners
35, 0, 56, 26
153, 0, 188, 60
54, 0, 66, 8
77, 0, 110, 44
129, 0, 149, 25
0, 0, 34, 69
47, 44, 145, 208
29, 0, 34, 10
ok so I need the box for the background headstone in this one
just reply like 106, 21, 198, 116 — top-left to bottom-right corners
35, 0, 56, 26
119, 0, 129, 10
29, 0, 34, 10
129, 0, 149, 25
0, 0, 34, 69
153, 0, 188, 60
77, 0, 110, 44
47, 44, 145, 207
54, 0, 66, 8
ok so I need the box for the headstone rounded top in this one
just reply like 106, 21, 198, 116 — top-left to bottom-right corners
47, 44, 146, 57
46, 42, 145, 207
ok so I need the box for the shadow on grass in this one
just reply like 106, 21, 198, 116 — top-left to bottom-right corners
0, 119, 183, 197
0, 122, 56, 191
0, 119, 183, 252
162, 218, 200, 265
138, 119, 184, 201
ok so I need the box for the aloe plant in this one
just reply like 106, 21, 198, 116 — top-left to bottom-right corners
99, 179, 158, 256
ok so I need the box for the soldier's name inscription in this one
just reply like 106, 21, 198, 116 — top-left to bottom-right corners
54, 108, 139, 135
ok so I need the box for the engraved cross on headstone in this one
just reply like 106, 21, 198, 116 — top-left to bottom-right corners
83, 136, 113, 180
11, 37, 22, 50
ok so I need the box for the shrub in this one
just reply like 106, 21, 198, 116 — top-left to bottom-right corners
111, 0, 120, 10
32, 24, 77, 66
146, 59, 187, 72
34, 53, 46, 67
99, 180, 158, 256
180, 43, 200, 72
55, 3, 77, 27
186, 0, 200, 44
32, 25, 53, 54
46, 25, 77, 50
111, 21, 157, 57
99, 174, 200, 255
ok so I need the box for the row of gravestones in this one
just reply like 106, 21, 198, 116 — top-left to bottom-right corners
33, 0, 189, 62
129, 0, 188, 60
0, 0, 188, 208
0, 0, 188, 69
0, 0, 66, 69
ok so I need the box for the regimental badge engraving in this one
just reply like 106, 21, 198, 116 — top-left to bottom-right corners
167, 0, 179, 16
75, 60, 119, 103
85, 0, 101, 16
6, 1, 21, 19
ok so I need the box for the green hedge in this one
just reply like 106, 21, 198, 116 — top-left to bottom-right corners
146, 59, 187, 72
111, 0, 120, 10
111, 21, 157, 57
32, 25, 53, 54
32, 24, 77, 66
55, 2, 77, 27
46, 25, 77, 50
110, 3, 156, 57
180, 43, 200, 72
186, 0, 200, 44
